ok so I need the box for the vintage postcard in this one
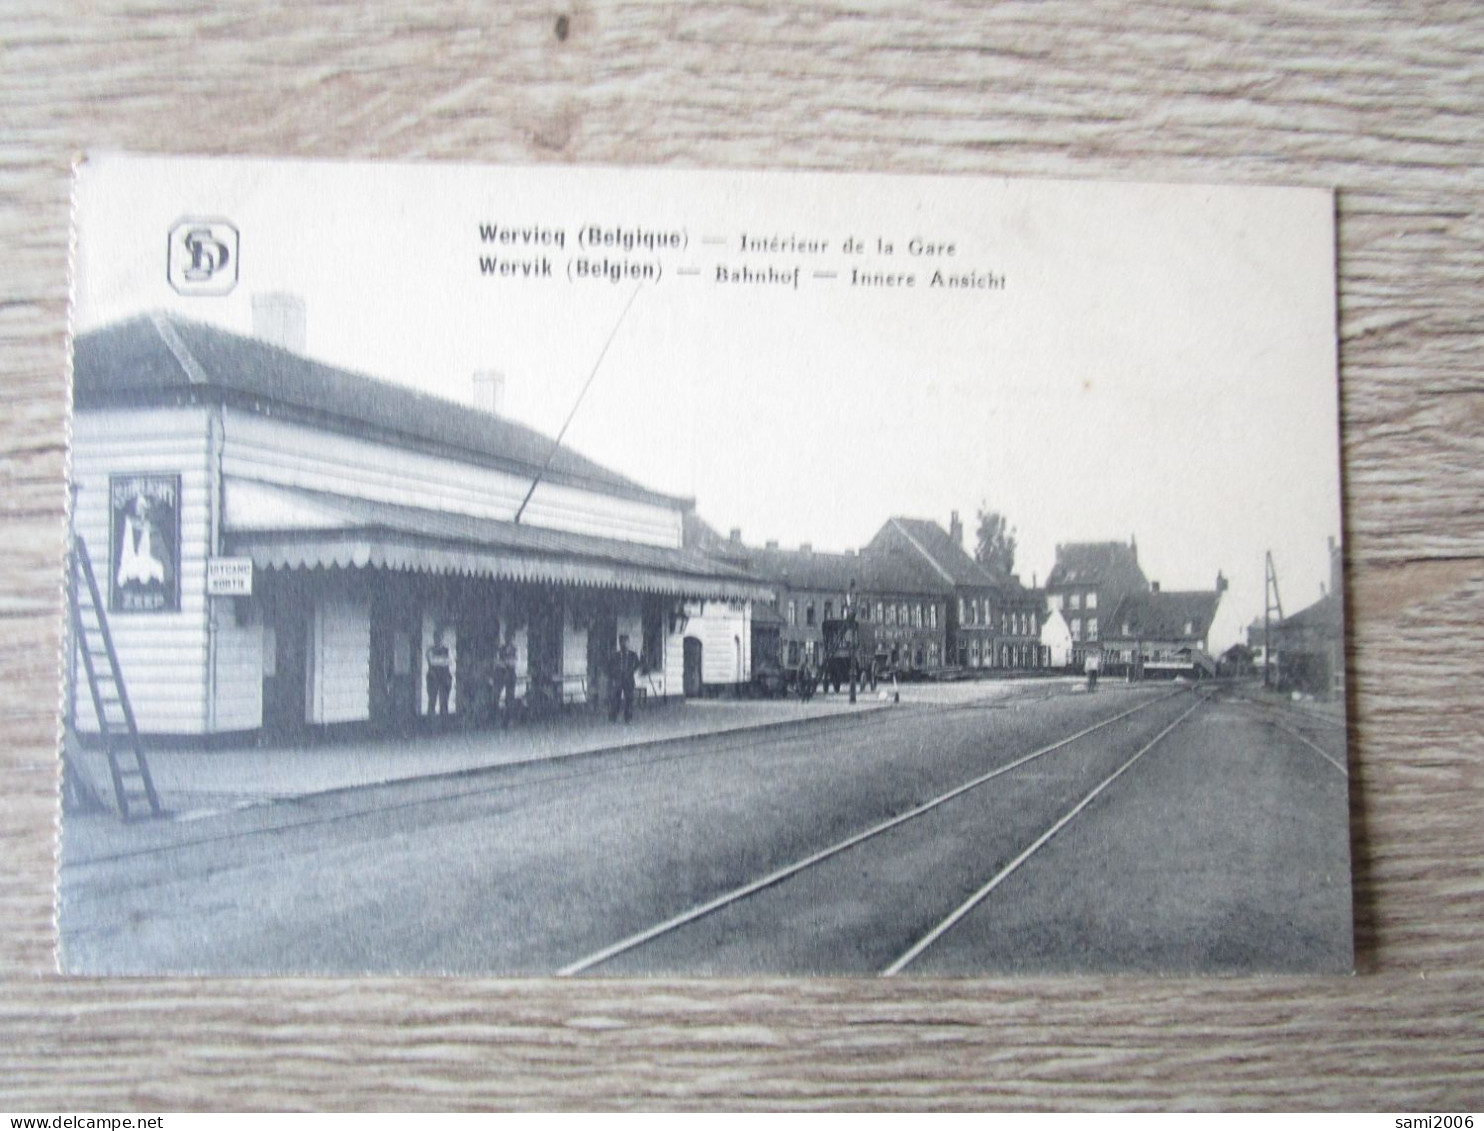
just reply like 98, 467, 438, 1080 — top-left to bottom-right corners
59, 154, 1351, 975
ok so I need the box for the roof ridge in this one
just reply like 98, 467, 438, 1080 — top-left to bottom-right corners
148, 312, 209, 385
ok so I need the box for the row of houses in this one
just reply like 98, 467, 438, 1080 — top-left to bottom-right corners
686, 513, 1047, 678
70, 312, 1229, 743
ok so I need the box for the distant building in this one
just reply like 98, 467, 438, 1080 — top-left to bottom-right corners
1101, 584, 1224, 678
1247, 538, 1345, 698
1040, 606, 1074, 668
1045, 539, 1149, 668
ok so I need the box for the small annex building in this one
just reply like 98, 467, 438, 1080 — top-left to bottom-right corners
69, 314, 769, 739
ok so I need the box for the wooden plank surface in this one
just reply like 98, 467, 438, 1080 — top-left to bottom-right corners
3, 0, 1482, 1110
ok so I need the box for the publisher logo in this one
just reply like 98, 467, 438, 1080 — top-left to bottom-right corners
167, 218, 239, 295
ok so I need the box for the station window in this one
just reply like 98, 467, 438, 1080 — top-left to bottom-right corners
824, 601, 833, 621
1071, 620, 1082, 642
875, 600, 884, 623
806, 602, 816, 627
1087, 591, 1098, 610
787, 600, 796, 627
1087, 617, 1099, 641
1069, 592, 1082, 610
930, 605, 938, 629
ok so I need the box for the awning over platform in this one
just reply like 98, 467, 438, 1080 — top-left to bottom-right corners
224, 484, 771, 602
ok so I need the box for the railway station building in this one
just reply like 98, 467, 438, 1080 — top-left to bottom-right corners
69, 314, 769, 740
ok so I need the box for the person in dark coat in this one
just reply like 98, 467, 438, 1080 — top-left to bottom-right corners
608, 633, 639, 723
493, 633, 519, 728
425, 628, 452, 718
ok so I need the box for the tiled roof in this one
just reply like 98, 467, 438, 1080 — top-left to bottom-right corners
746, 545, 951, 597
1105, 590, 1222, 641
73, 314, 686, 509
872, 517, 1002, 589
1046, 541, 1148, 590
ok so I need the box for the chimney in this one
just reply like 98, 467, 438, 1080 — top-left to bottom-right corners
729, 527, 742, 544
844, 548, 856, 557
765, 540, 779, 550
949, 510, 963, 547
1151, 580, 1160, 593
1216, 570, 1229, 594
800, 543, 813, 554
1131, 533, 1138, 564
252, 292, 306, 353
472, 370, 506, 415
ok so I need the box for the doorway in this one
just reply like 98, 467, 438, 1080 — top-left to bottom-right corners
683, 637, 703, 698
370, 584, 421, 731
261, 583, 310, 734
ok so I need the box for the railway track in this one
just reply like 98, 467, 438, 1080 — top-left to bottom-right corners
559, 684, 1208, 976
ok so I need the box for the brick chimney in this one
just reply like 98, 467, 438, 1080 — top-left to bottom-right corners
729, 527, 742, 544
949, 510, 963, 548
765, 540, 779, 550
800, 543, 813, 554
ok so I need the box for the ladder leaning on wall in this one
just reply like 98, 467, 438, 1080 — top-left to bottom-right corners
68, 535, 162, 821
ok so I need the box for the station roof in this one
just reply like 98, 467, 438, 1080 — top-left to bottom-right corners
72, 314, 689, 510
223, 483, 771, 602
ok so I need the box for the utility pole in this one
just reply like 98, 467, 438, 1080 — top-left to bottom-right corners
1263, 551, 1284, 689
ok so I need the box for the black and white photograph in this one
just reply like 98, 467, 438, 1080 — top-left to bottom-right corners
59, 153, 1352, 976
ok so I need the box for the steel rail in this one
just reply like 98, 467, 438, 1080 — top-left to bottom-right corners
882, 691, 1210, 976
557, 686, 1188, 976
1267, 716, 1349, 777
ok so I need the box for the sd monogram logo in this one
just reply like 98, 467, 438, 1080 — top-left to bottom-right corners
167, 218, 239, 296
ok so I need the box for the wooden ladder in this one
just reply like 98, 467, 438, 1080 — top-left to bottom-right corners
69, 535, 163, 821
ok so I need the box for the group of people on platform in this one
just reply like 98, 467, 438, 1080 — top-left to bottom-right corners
422, 627, 638, 728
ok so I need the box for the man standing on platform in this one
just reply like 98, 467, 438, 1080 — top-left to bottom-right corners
608, 633, 639, 723
493, 631, 519, 729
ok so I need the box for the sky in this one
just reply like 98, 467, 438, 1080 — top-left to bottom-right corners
73, 154, 1345, 650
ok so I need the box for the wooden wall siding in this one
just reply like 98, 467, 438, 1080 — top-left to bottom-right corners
69, 407, 212, 734
312, 596, 371, 725
210, 598, 264, 733
221, 410, 684, 549
685, 601, 750, 686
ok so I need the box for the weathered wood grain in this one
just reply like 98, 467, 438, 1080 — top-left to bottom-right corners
3, 0, 1482, 1110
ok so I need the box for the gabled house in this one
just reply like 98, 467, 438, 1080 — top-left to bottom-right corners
1101, 585, 1224, 678
867, 514, 1046, 671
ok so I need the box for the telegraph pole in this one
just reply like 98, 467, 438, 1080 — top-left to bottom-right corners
1263, 551, 1285, 689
